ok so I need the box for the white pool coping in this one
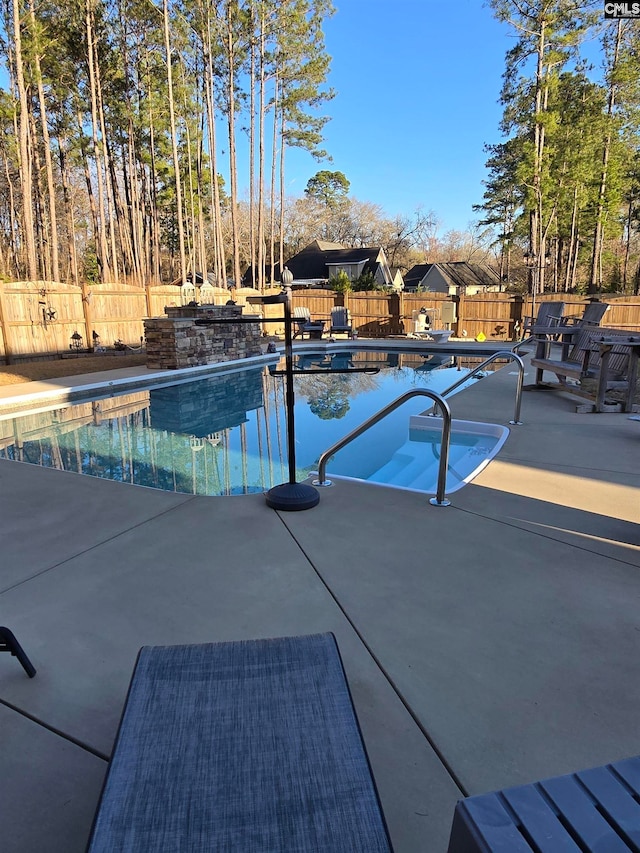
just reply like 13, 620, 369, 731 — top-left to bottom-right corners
0, 338, 518, 418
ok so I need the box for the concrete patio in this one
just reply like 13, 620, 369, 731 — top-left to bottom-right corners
0, 347, 639, 852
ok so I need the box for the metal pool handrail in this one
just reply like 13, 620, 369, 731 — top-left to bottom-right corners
313, 389, 453, 507
439, 350, 526, 425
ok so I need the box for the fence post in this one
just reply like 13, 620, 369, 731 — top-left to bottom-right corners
511, 294, 524, 340
452, 292, 461, 337
390, 291, 401, 335
145, 280, 153, 318
0, 280, 13, 364
81, 280, 93, 351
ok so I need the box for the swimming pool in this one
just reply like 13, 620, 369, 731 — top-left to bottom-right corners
0, 349, 503, 497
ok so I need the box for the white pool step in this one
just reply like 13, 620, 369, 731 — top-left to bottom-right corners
324, 417, 510, 495
369, 441, 444, 489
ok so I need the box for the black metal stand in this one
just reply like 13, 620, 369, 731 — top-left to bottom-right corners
263, 291, 319, 511
0, 627, 36, 677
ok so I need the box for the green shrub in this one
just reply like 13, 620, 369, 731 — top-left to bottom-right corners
329, 270, 352, 293
83, 248, 100, 284
352, 270, 375, 291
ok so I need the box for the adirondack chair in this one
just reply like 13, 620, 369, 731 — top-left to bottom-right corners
522, 301, 565, 337
561, 300, 610, 329
330, 307, 352, 337
292, 306, 312, 339
534, 301, 610, 362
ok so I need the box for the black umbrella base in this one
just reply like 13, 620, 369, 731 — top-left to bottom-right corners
265, 482, 320, 511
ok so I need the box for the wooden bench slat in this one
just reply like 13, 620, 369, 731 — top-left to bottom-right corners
449, 794, 537, 852
448, 757, 640, 853
501, 785, 582, 852
86, 634, 393, 853
540, 775, 631, 852
612, 757, 640, 797
577, 766, 640, 847
530, 358, 583, 378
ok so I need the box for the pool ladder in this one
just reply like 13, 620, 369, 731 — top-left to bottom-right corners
313, 350, 525, 507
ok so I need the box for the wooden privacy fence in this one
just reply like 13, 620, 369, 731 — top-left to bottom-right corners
289, 291, 640, 340
0, 281, 202, 362
1, 279, 640, 362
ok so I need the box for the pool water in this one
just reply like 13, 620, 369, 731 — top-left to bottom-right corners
0, 350, 501, 497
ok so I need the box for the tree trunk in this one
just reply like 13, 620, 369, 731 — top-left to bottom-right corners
279, 103, 286, 272
182, 87, 197, 279
57, 137, 80, 285
225, 1, 241, 290
622, 194, 633, 291
146, 66, 162, 283
86, 0, 112, 281
530, 12, 548, 297
163, 0, 187, 285
30, 115, 49, 281
30, 0, 60, 281
123, 131, 144, 286
77, 108, 102, 278
94, 40, 120, 282
589, 19, 622, 294
269, 70, 279, 282
196, 107, 208, 285
13, 0, 38, 279
202, 6, 226, 287
564, 186, 577, 292
248, 5, 256, 288
257, 8, 266, 290
2, 134, 21, 277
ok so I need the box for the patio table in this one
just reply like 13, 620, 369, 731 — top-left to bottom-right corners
303, 320, 325, 339
596, 336, 640, 413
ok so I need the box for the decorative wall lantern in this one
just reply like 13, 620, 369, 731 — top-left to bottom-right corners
70, 330, 83, 350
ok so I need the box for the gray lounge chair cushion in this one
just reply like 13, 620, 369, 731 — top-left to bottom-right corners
87, 634, 392, 852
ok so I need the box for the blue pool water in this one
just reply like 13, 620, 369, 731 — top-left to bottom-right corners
0, 350, 500, 496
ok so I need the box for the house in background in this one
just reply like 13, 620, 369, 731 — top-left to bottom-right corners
403, 262, 501, 295
275, 240, 400, 290
402, 263, 433, 292
389, 267, 405, 290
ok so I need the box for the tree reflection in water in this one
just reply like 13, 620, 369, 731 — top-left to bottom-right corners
298, 372, 379, 421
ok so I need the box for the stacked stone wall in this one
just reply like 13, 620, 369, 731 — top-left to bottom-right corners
144, 305, 263, 369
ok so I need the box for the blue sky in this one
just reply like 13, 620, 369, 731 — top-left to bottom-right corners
283, 0, 514, 233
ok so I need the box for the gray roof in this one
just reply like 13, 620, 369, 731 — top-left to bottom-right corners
403, 264, 433, 290
428, 262, 501, 291
284, 243, 383, 282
